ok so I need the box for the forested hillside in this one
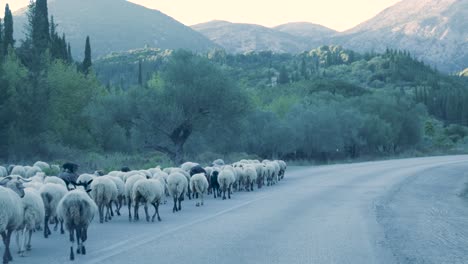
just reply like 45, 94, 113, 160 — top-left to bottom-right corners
1, 1, 468, 168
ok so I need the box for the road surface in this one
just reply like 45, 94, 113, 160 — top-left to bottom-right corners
11, 155, 468, 264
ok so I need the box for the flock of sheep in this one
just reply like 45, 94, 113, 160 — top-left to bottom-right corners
0, 159, 287, 263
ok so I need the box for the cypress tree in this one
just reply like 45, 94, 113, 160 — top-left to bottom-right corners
0, 19, 3, 59
3, 4, 14, 54
32, 0, 49, 53
278, 66, 289, 84
67, 42, 72, 62
138, 59, 143, 86
82, 36, 92, 74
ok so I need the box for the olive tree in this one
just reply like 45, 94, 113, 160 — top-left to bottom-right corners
139, 51, 250, 164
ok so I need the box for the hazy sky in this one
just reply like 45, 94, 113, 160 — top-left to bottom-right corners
4, 0, 401, 31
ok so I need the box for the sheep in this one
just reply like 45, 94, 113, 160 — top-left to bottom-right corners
33, 161, 50, 171
76, 174, 96, 185
0, 178, 25, 264
243, 165, 258, 192
25, 166, 42, 178
181, 162, 199, 173
190, 173, 209, 207
278, 160, 287, 180
44, 176, 67, 188
204, 166, 214, 194
212, 159, 225, 167
253, 163, 264, 188
171, 168, 192, 200
152, 171, 169, 204
108, 176, 125, 216
132, 179, 164, 222
210, 169, 221, 199
90, 177, 118, 223
40, 183, 68, 238
162, 167, 172, 175
10, 166, 26, 178
16, 188, 45, 257
23, 181, 43, 191
125, 174, 145, 221
57, 189, 97, 261
265, 162, 276, 186
0, 166, 7, 177
217, 167, 235, 200
167, 172, 188, 213
50, 165, 61, 175
30, 172, 46, 184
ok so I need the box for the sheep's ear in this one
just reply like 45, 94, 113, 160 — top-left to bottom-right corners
86, 179, 93, 186
86, 189, 92, 193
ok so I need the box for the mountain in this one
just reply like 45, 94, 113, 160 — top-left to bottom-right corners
335, 0, 467, 72
274, 22, 337, 41
191, 20, 310, 54
13, 0, 217, 59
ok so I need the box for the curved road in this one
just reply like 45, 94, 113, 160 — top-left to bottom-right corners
12, 155, 468, 264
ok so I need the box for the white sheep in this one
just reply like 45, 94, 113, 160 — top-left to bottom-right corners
212, 159, 225, 167
25, 166, 42, 178
132, 179, 164, 222
125, 174, 145, 221
278, 160, 287, 180
44, 176, 67, 188
33, 161, 50, 171
10, 166, 26, 178
57, 189, 97, 261
16, 188, 45, 256
171, 168, 192, 199
190, 173, 209, 207
180, 162, 199, 172
167, 172, 188, 213
76, 174, 96, 185
108, 176, 125, 216
243, 165, 258, 192
40, 183, 68, 238
0, 166, 8, 177
217, 167, 235, 200
0, 178, 24, 264
90, 176, 117, 223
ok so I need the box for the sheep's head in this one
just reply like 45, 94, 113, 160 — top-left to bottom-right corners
0, 176, 30, 198
71, 179, 93, 193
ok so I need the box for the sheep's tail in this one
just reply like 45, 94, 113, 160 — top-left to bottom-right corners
41, 192, 53, 215
94, 185, 105, 204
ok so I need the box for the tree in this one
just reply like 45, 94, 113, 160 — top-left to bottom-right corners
82, 36, 92, 74
278, 65, 289, 84
67, 42, 72, 62
138, 59, 143, 86
31, 0, 49, 54
3, 4, 14, 55
141, 51, 250, 163
0, 19, 3, 59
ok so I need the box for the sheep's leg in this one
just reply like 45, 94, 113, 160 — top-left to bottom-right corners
15, 231, 20, 254
228, 185, 231, 199
116, 197, 122, 216
128, 197, 132, 221
144, 203, 150, 222
201, 192, 204, 206
60, 219, 64, 234
81, 227, 88, 255
152, 202, 161, 222
20, 227, 27, 256
109, 202, 114, 217
69, 229, 75, 261
134, 196, 140, 222
3, 229, 14, 263
76, 228, 82, 254
26, 230, 32, 251
98, 204, 104, 223
54, 217, 59, 231
178, 194, 183, 211
44, 215, 49, 238
172, 197, 178, 213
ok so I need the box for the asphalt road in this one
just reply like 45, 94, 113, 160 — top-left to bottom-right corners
11, 155, 468, 264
